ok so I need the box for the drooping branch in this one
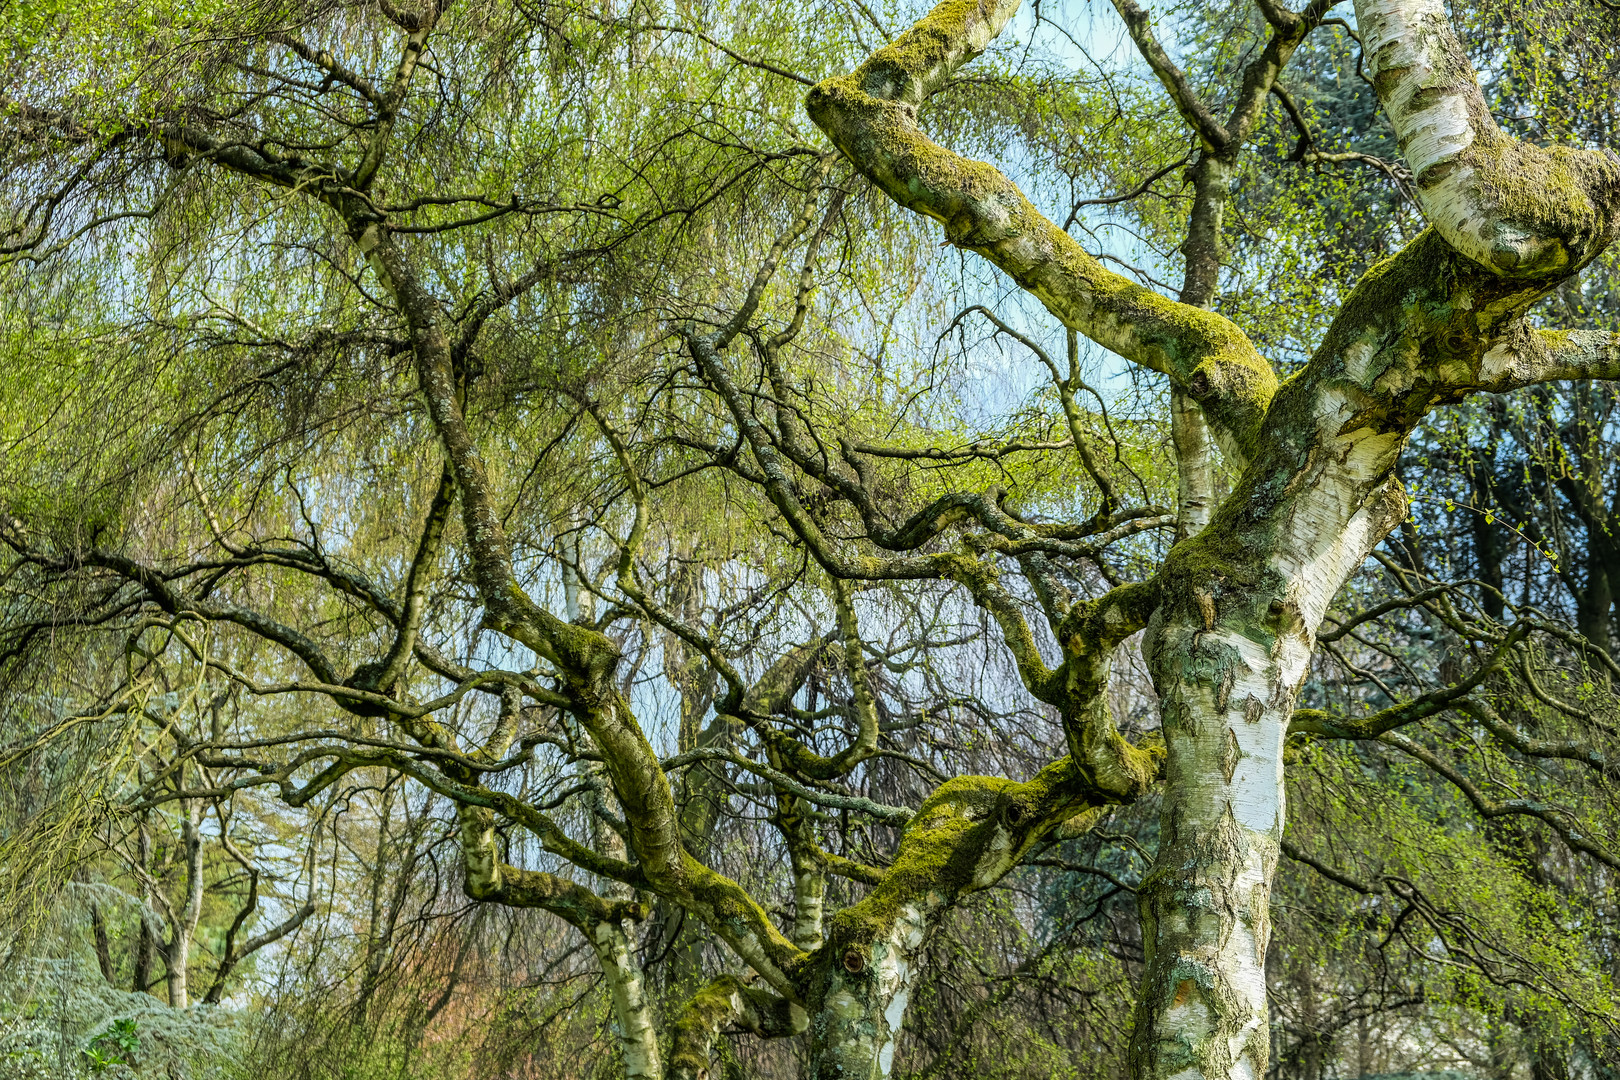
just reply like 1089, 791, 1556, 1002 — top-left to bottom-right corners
1288, 624, 1527, 739
1379, 731, 1620, 871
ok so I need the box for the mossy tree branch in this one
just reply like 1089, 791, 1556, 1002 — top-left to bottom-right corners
805, 0, 1279, 461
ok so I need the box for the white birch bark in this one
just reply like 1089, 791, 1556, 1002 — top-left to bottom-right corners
1352, 0, 1620, 277
812, 903, 927, 1079
164, 799, 205, 1008
590, 920, 665, 1080
1134, 458, 1404, 1079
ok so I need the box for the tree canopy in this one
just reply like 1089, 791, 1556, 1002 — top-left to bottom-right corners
3, 1, 1619, 1078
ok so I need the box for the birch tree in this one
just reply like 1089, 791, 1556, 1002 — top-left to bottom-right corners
804, 0, 1620, 1075
3, 1, 1620, 1079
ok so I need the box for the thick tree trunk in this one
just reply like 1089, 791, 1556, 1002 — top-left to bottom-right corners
807, 905, 925, 1079
1129, 325, 1414, 1075
1133, 620, 1293, 1079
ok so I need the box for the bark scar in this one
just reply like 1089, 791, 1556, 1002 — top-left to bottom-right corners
1220, 726, 1242, 783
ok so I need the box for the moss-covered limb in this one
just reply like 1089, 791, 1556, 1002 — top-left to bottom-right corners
456, 802, 663, 1076
473, 685, 524, 764
264, 31, 386, 109
669, 976, 806, 1080
352, 11, 435, 190
688, 330, 963, 583
803, 578, 880, 779
806, 2, 1278, 460
819, 757, 1146, 969
669, 977, 746, 1080
818, 847, 885, 886
357, 750, 643, 885
806, 757, 1150, 1078
366, 229, 595, 676
742, 636, 835, 716
1452, 699, 1611, 775
344, 224, 642, 715
372, 462, 455, 694
456, 804, 644, 926
561, 691, 808, 997
939, 554, 1062, 704
1033, 579, 1163, 792
704, 586, 880, 784
1464, 325, 1620, 392
1353, 0, 1620, 277
590, 399, 754, 716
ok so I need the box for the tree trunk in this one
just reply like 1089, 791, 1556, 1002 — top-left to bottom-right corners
1133, 622, 1289, 1080
164, 799, 206, 1008
133, 821, 157, 994
590, 920, 664, 1080
807, 903, 925, 1079
90, 903, 114, 984
455, 801, 663, 1079
1130, 393, 1410, 1076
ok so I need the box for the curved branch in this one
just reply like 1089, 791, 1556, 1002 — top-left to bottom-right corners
805, 0, 1277, 459
1354, 0, 1620, 276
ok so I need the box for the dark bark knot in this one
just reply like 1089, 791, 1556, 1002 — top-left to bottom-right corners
841, 948, 866, 974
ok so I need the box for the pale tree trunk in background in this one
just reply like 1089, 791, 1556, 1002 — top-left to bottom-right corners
783, 799, 828, 952
590, 920, 664, 1080
456, 803, 663, 1079
162, 799, 206, 1008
